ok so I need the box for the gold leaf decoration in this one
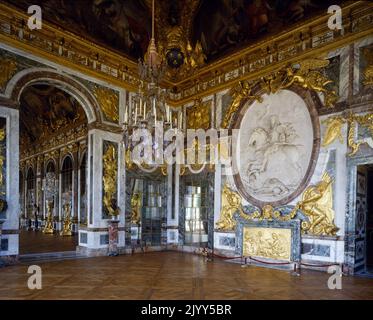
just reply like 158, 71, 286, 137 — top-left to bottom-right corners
297, 172, 339, 236
93, 87, 119, 123
0, 58, 17, 89
103, 144, 118, 216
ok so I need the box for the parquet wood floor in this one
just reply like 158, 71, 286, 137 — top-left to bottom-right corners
1, 252, 373, 300
19, 230, 78, 254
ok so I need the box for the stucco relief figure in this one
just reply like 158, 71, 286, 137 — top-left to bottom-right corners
237, 90, 314, 204
245, 114, 303, 199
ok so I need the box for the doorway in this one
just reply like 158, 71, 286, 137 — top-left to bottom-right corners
355, 165, 373, 275
18, 84, 88, 256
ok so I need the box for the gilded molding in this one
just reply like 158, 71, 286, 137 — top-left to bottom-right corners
0, 2, 371, 106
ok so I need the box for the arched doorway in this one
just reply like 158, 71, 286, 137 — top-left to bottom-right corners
18, 84, 87, 255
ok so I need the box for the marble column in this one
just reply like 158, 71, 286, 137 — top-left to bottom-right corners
77, 129, 126, 256
0, 106, 19, 262
108, 219, 120, 256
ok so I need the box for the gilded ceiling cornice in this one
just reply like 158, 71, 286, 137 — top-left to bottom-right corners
0, 2, 372, 107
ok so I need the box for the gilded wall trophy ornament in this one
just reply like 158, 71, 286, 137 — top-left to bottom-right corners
60, 203, 72, 236
103, 144, 119, 217
186, 99, 211, 130
93, 87, 119, 123
297, 172, 339, 236
0, 58, 17, 89
43, 201, 54, 234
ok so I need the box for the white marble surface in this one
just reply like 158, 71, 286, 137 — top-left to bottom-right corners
0, 107, 19, 256
301, 238, 344, 263
214, 232, 235, 251
353, 36, 373, 95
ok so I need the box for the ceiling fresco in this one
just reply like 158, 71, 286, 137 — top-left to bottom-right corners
3, 0, 152, 60
192, 0, 347, 61
2, 0, 349, 63
19, 85, 87, 149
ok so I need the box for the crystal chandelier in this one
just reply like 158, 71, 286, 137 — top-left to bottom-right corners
123, 0, 172, 170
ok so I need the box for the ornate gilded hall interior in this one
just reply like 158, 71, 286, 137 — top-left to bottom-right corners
0, 0, 373, 303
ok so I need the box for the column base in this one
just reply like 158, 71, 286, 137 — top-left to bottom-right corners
0, 255, 18, 267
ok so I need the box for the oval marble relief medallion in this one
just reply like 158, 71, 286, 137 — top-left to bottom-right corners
233, 89, 320, 208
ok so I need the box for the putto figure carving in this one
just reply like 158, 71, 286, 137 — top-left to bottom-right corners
298, 172, 339, 236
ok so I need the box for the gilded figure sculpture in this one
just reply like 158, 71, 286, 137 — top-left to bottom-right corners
297, 172, 339, 236
43, 201, 54, 234
103, 144, 119, 217
261, 59, 338, 108
215, 184, 244, 231
222, 80, 263, 128
130, 192, 142, 225
60, 203, 72, 236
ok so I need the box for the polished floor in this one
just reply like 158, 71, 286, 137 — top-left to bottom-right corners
19, 230, 78, 254
1, 252, 373, 300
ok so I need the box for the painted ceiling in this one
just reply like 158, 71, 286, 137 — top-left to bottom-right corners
19, 85, 86, 149
3, 0, 347, 62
